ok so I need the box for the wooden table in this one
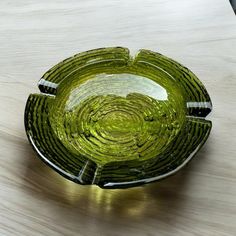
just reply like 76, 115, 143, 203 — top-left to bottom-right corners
0, 0, 235, 235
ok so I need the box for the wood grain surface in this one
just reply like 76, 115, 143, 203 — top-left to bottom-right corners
0, 0, 236, 235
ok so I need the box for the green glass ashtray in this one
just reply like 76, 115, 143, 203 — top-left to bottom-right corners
25, 47, 212, 188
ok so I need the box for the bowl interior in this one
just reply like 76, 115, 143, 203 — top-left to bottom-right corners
49, 62, 186, 165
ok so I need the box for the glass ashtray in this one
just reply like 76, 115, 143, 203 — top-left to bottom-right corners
25, 47, 212, 188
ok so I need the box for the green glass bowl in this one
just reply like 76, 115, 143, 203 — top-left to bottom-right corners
25, 47, 212, 188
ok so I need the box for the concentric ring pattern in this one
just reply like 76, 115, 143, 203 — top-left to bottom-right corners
25, 47, 212, 188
